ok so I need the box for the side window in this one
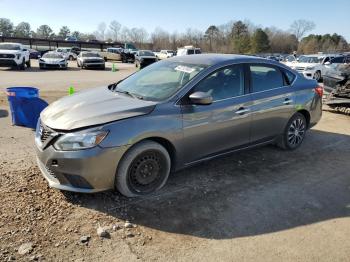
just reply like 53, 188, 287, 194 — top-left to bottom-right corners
195, 49, 201, 54
250, 65, 284, 92
193, 65, 245, 101
187, 49, 195, 55
283, 69, 296, 85
330, 57, 344, 64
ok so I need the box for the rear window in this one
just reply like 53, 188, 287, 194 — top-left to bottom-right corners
250, 65, 284, 92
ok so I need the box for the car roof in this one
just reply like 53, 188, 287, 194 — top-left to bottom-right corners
167, 54, 274, 66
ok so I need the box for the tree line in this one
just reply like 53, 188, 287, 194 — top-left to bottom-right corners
0, 17, 348, 54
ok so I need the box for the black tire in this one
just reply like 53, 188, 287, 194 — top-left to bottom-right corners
314, 70, 321, 82
135, 61, 138, 68
77, 61, 80, 67
115, 141, 171, 197
18, 59, 25, 70
69, 56, 74, 61
278, 112, 307, 150
101, 65, 105, 70
26, 59, 31, 68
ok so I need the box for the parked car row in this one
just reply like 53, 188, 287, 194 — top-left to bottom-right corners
280, 54, 349, 82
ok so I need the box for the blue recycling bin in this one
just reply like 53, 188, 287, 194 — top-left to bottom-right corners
6, 87, 48, 129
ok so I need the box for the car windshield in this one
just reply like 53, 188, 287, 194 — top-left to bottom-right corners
43, 53, 63, 59
115, 61, 207, 101
299, 56, 320, 63
82, 52, 100, 57
139, 51, 155, 56
0, 44, 21, 50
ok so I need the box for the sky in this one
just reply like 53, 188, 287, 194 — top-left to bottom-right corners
0, 0, 349, 40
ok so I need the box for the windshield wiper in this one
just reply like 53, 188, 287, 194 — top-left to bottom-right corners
115, 89, 144, 100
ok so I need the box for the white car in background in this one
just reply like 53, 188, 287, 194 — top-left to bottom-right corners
176, 46, 201, 56
0, 42, 30, 70
39, 52, 68, 70
156, 50, 175, 59
77, 51, 105, 69
288, 55, 335, 82
282, 55, 298, 68
55, 48, 77, 61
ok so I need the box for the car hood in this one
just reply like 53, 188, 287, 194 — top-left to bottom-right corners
293, 62, 318, 68
0, 50, 21, 55
40, 86, 157, 131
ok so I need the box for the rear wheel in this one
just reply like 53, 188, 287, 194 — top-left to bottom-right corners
26, 59, 31, 68
69, 55, 74, 61
115, 141, 171, 197
278, 112, 307, 150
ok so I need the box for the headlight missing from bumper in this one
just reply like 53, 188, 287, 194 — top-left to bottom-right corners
54, 130, 108, 151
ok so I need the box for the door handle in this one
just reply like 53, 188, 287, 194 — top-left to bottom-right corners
283, 98, 293, 105
235, 107, 250, 115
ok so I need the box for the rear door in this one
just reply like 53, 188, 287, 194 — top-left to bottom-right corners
181, 64, 252, 163
248, 64, 296, 143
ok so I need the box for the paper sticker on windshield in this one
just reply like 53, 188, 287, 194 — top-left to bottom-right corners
175, 65, 195, 74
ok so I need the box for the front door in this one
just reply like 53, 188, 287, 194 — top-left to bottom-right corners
180, 64, 252, 164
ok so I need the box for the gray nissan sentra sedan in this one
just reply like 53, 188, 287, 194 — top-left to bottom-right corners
35, 54, 322, 197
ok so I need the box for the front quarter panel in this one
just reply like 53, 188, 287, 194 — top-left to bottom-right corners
99, 103, 183, 149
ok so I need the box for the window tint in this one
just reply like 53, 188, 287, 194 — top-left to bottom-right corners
194, 65, 245, 101
346, 56, 350, 64
250, 65, 284, 92
331, 56, 344, 64
187, 49, 195, 55
195, 49, 201, 54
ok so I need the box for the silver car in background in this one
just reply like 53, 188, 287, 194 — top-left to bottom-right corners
77, 51, 105, 70
35, 54, 322, 197
39, 52, 68, 70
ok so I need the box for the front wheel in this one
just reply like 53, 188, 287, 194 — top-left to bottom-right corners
278, 112, 307, 150
115, 141, 171, 197
314, 70, 321, 82
18, 59, 25, 70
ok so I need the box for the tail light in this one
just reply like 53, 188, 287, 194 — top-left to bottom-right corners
314, 85, 323, 97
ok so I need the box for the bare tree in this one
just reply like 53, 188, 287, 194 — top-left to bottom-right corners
290, 19, 315, 40
94, 22, 107, 40
109, 20, 121, 41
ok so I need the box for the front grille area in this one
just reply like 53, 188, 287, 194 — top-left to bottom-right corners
85, 59, 103, 63
0, 54, 15, 58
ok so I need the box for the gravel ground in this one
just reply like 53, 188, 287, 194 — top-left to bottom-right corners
0, 61, 350, 261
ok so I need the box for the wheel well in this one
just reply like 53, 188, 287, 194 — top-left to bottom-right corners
142, 137, 176, 170
297, 109, 310, 128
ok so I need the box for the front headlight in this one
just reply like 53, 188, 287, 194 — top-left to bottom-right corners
60, 59, 66, 63
54, 130, 108, 151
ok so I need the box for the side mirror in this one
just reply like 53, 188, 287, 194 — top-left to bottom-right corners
324, 61, 331, 65
189, 91, 213, 105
